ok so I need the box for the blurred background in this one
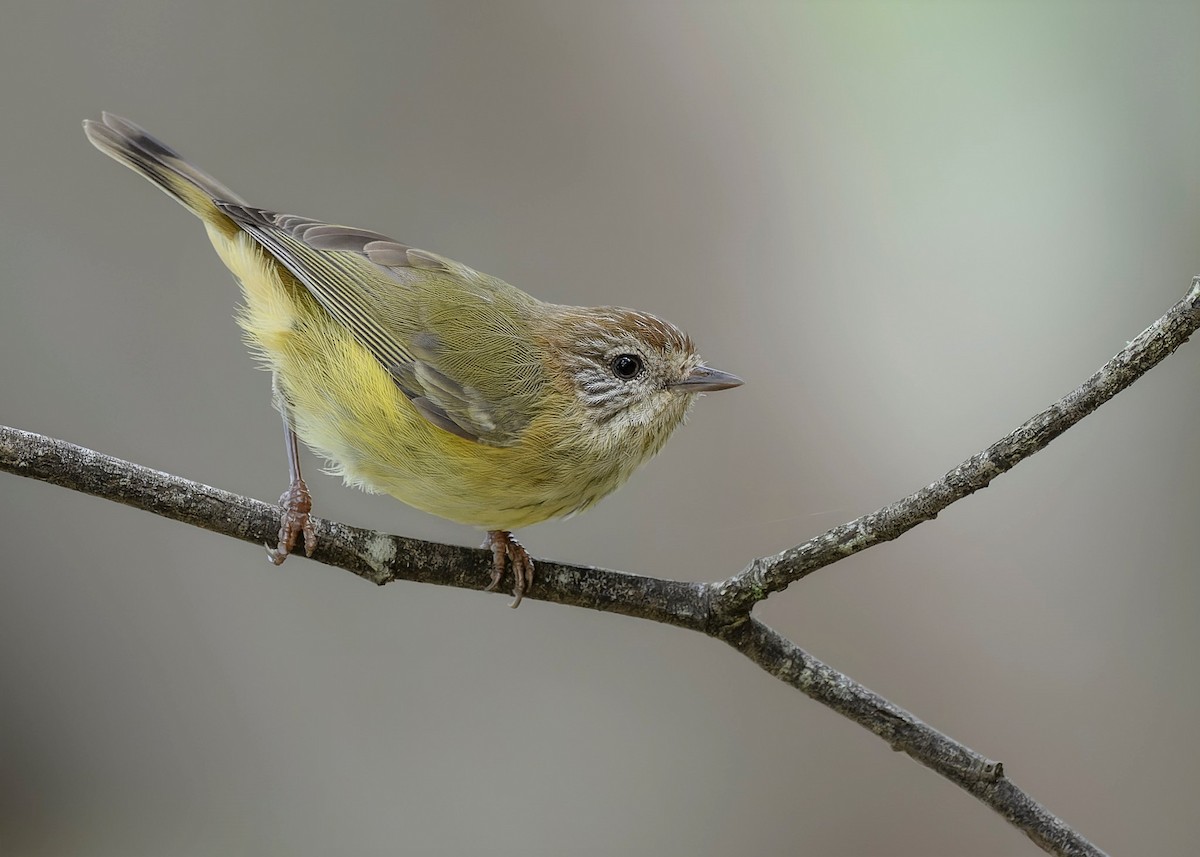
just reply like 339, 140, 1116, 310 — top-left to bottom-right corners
1, 2, 1198, 854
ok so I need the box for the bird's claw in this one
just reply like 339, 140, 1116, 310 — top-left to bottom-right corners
483, 530, 535, 608
267, 478, 317, 564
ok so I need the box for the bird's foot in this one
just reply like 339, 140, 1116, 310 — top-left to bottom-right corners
483, 530, 535, 608
267, 477, 317, 565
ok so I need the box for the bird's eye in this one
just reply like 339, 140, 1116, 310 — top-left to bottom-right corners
610, 354, 644, 380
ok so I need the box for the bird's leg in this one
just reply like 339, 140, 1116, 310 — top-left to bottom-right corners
482, 530, 535, 608
267, 384, 317, 565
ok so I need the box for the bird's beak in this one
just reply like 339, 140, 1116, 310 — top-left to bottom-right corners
670, 365, 743, 392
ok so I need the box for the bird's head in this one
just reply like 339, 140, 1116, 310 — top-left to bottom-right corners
544, 306, 742, 451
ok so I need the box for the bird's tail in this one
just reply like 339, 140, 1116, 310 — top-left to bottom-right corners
83, 112, 246, 228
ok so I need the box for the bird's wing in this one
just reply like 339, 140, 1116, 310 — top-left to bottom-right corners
217, 202, 544, 446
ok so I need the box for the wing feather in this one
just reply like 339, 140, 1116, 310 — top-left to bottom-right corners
216, 202, 542, 445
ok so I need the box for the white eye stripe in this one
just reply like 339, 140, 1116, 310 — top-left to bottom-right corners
572, 370, 631, 420
582, 378, 619, 395
582, 392, 619, 409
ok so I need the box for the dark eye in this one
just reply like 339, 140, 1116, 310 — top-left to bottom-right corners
610, 354, 644, 380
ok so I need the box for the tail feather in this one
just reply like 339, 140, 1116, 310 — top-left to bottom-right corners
83, 112, 246, 226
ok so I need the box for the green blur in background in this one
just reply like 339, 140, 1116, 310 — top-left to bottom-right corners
1, 2, 1198, 855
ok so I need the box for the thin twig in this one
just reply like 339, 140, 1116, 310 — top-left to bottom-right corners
8, 278, 1199, 855
709, 277, 1200, 622
726, 619, 1106, 857
0, 426, 709, 629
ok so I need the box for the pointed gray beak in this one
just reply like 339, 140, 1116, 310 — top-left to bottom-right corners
670, 365, 744, 392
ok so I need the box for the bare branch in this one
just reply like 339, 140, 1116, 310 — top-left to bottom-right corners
710, 277, 1200, 620
0, 424, 1109, 856
726, 619, 1106, 857
0, 426, 708, 629
10, 277, 1198, 856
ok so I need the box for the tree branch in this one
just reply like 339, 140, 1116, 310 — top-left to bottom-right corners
727, 619, 1104, 857
0, 425, 709, 630
7, 278, 1198, 855
710, 277, 1200, 621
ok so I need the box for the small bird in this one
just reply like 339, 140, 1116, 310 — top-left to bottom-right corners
84, 112, 741, 606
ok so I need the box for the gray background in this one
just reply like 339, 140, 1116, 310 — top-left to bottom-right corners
2, 2, 1199, 855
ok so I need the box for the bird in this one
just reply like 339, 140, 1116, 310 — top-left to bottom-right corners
83, 112, 742, 606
